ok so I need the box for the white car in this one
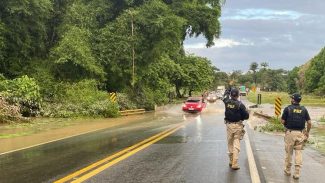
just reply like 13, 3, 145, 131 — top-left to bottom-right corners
207, 94, 217, 102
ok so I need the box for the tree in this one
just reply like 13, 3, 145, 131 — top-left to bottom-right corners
287, 67, 299, 94
250, 62, 259, 85
171, 1, 221, 47
0, 0, 52, 77
0, 21, 5, 61
0, 0, 224, 111
229, 70, 243, 85
183, 55, 215, 96
51, 26, 105, 81
262, 69, 287, 91
238, 72, 254, 87
213, 71, 229, 89
304, 47, 325, 95
143, 55, 183, 102
97, 0, 187, 91
174, 55, 215, 97
260, 62, 269, 68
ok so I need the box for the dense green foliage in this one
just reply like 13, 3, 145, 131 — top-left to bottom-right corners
0, 0, 222, 120
286, 47, 325, 96
304, 47, 325, 95
215, 46, 325, 96
223, 62, 288, 92
0, 75, 41, 117
42, 80, 119, 118
287, 67, 299, 94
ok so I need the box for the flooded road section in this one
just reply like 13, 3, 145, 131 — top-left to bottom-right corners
0, 104, 217, 183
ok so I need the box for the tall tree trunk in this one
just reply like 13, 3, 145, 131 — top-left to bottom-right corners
175, 84, 182, 98
188, 90, 193, 97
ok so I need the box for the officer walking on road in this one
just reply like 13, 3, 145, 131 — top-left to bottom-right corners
281, 93, 312, 179
223, 88, 249, 170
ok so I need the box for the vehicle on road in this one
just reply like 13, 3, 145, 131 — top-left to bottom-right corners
239, 85, 247, 96
216, 86, 225, 94
207, 92, 217, 103
182, 97, 206, 113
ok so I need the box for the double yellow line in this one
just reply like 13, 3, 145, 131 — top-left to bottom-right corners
54, 123, 185, 183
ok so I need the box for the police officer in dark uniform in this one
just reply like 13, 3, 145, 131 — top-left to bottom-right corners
223, 88, 249, 170
281, 93, 312, 179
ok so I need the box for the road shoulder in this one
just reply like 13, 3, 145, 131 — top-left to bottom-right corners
248, 123, 325, 183
0, 115, 147, 154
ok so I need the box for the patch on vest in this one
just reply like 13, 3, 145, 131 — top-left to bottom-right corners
227, 104, 235, 109
293, 109, 302, 113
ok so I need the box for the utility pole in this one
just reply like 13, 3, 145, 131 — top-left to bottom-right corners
130, 11, 135, 87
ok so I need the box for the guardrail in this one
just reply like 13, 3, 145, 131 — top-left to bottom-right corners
120, 109, 146, 116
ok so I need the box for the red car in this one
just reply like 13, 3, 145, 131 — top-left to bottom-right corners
182, 97, 206, 113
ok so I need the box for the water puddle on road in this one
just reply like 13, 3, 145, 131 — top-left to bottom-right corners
156, 135, 188, 144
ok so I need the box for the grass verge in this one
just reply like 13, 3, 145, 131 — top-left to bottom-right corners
259, 117, 285, 132
0, 118, 80, 139
248, 92, 325, 106
320, 116, 325, 123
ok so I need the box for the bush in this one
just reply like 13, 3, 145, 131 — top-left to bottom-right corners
117, 93, 137, 111
42, 80, 119, 118
320, 116, 325, 123
128, 86, 156, 110
0, 95, 28, 123
26, 63, 66, 103
260, 117, 285, 132
126, 83, 170, 111
0, 75, 41, 117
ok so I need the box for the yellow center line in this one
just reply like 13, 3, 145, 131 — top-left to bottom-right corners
54, 123, 185, 183
71, 125, 184, 183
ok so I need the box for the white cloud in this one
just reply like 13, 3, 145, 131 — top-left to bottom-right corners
222, 9, 306, 21
184, 38, 254, 49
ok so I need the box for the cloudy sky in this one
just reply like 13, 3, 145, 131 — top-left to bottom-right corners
184, 0, 325, 72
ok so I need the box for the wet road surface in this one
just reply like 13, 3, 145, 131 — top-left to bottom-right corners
0, 102, 252, 183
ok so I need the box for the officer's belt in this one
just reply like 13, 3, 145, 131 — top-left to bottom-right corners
286, 129, 304, 132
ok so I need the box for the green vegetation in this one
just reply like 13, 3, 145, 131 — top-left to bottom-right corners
0, 0, 223, 122
42, 80, 120, 118
260, 117, 285, 132
310, 126, 325, 154
223, 65, 288, 92
1, 76, 41, 117
320, 116, 325, 123
226, 47, 325, 98
0, 95, 26, 123
0, 118, 81, 139
248, 92, 325, 106
287, 47, 325, 96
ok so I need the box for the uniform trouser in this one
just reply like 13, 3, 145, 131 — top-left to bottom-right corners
227, 122, 244, 162
284, 130, 306, 175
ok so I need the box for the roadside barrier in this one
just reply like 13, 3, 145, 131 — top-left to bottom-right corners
120, 109, 146, 116
274, 97, 282, 117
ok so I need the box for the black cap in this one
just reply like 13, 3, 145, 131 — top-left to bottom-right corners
291, 93, 302, 102
230, 88, 239, 97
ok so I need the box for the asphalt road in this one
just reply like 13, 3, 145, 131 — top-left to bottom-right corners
0, 101, 253, 183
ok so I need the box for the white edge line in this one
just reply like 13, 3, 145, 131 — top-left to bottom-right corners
244, 125, 261, 183
0, 127, 110, 156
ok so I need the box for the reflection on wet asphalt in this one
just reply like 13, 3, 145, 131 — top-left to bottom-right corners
0, 102, 251, 183
86, 102, 251, 183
